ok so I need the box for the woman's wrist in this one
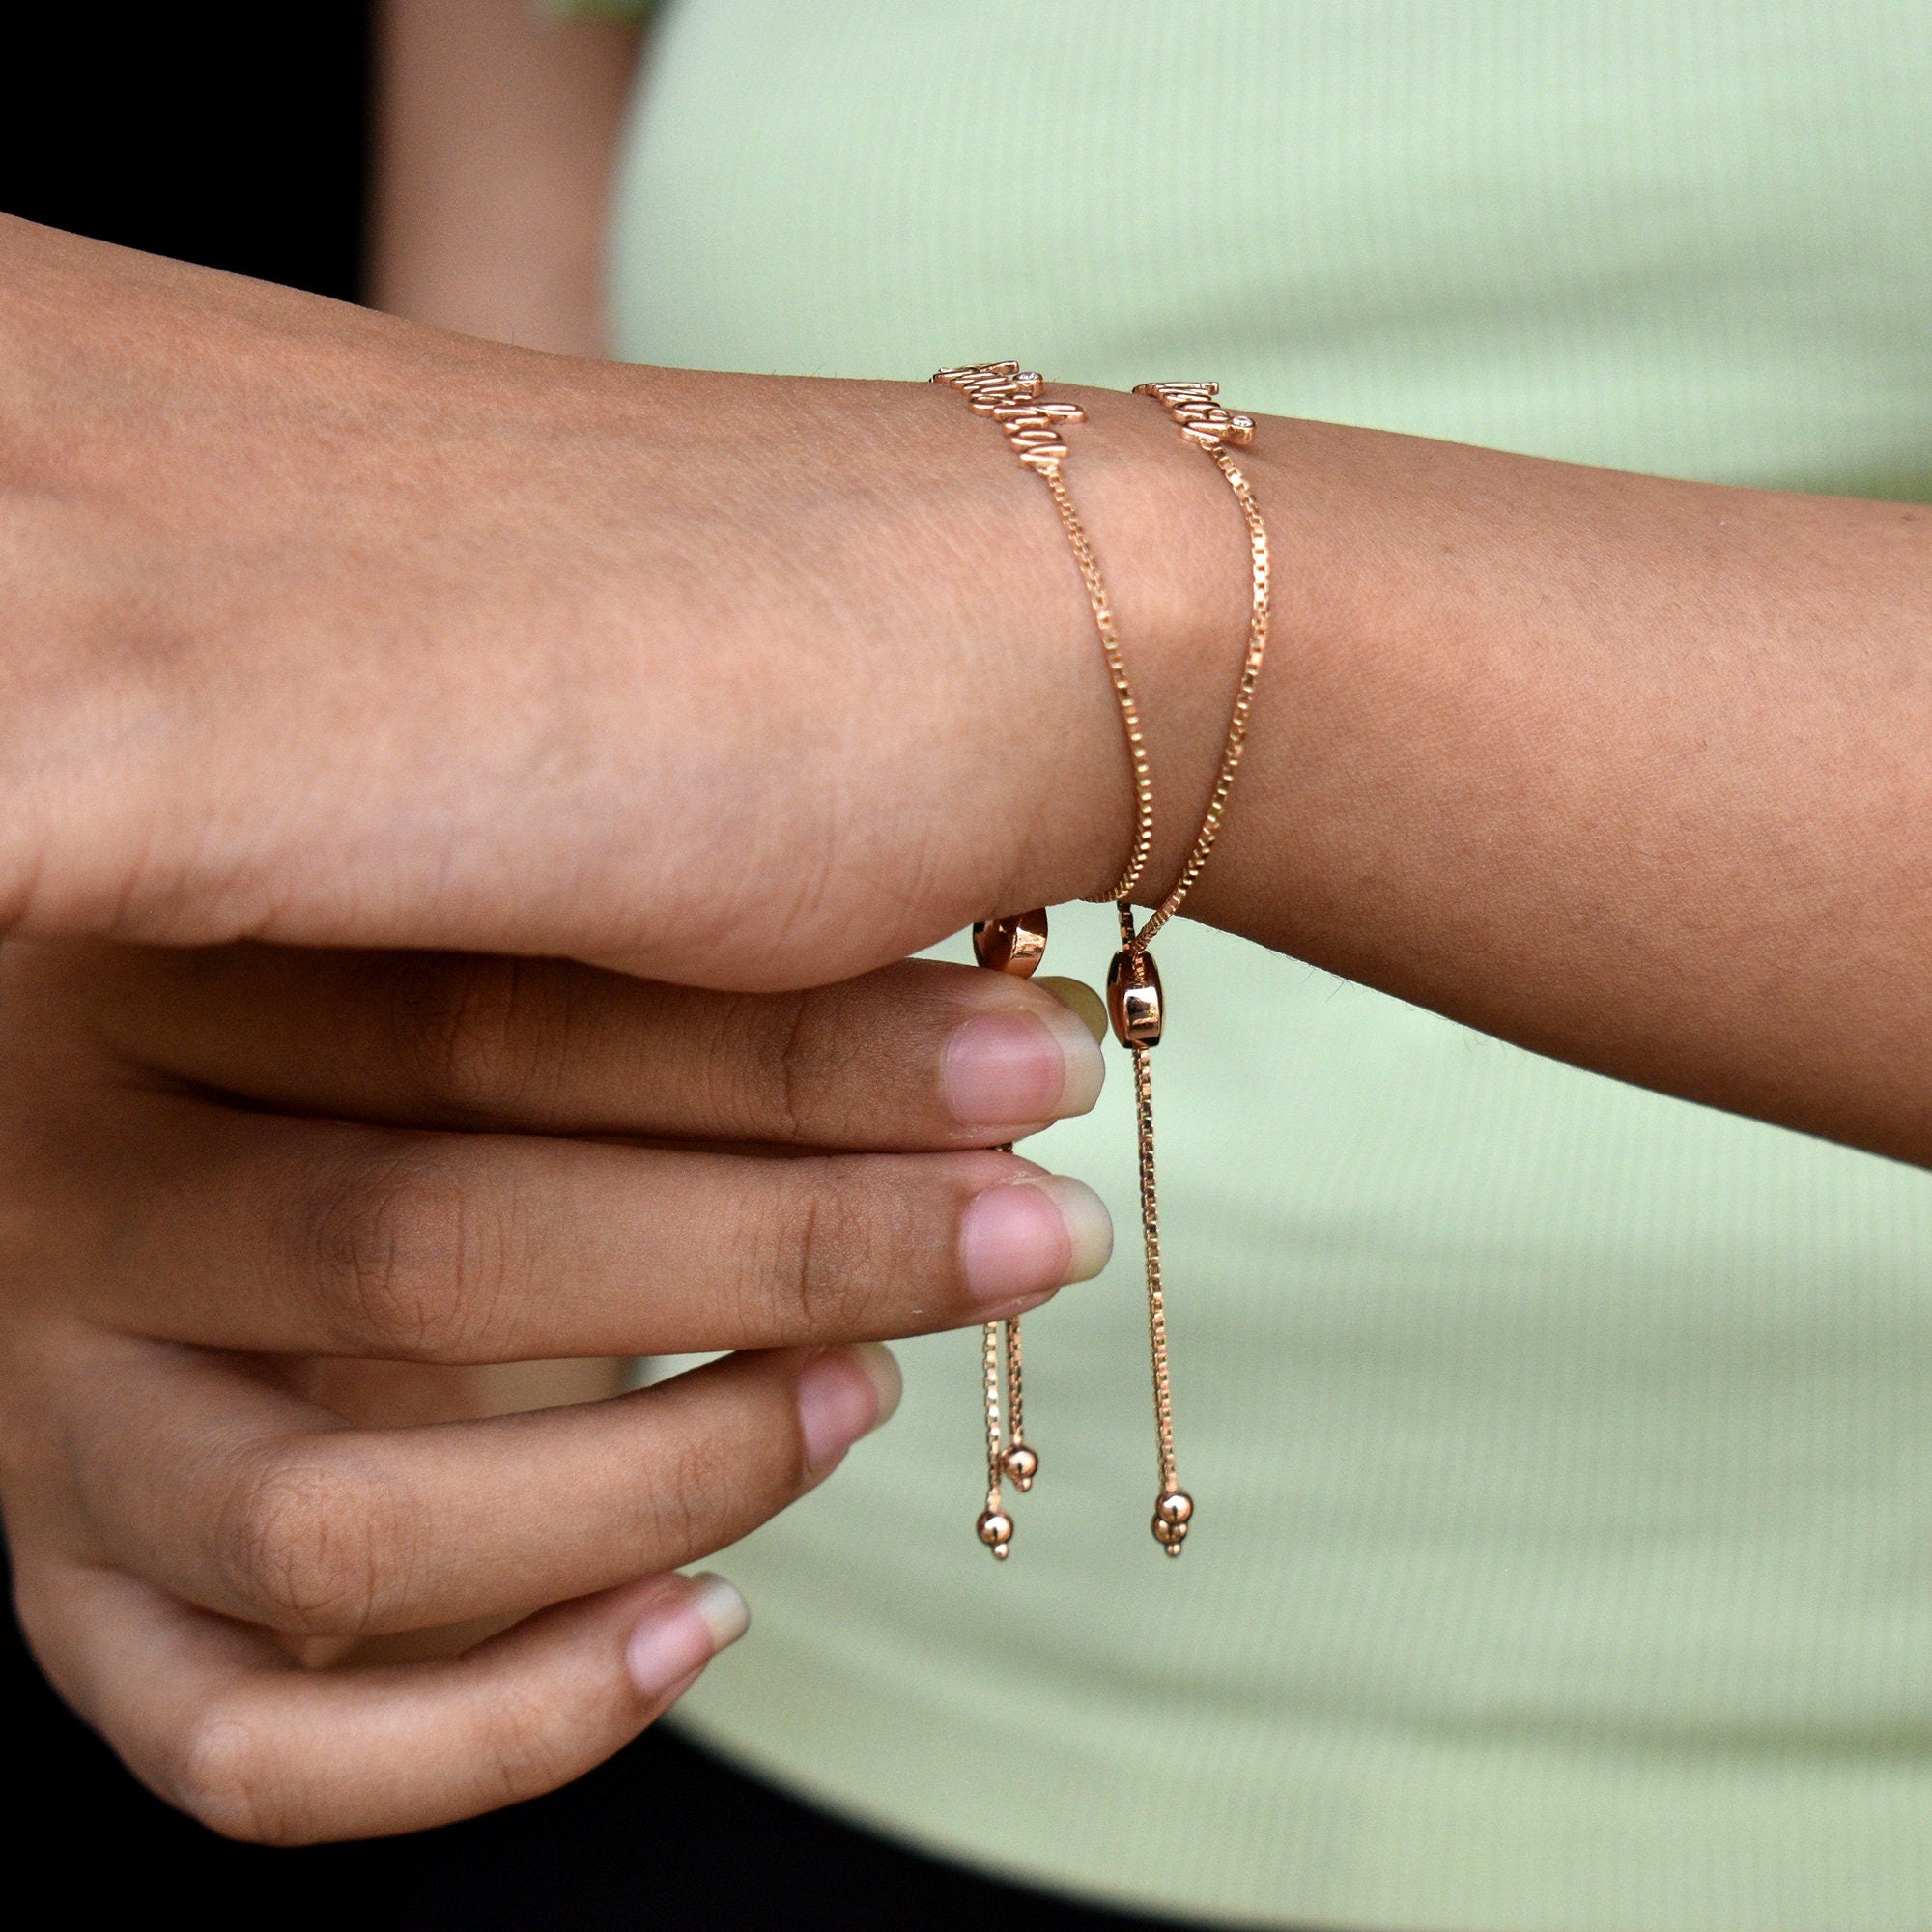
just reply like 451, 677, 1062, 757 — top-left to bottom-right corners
18, 215, 1932, 1156
0, 229, 1239, 980
938, 378, 1263, 921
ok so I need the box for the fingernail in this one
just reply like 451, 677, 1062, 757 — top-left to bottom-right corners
942, 1005, 1104, 1128
797, 1342, 902, 1472
625, 1572, 750, 1697
959, 1175, 1113, 1307
1037, 976, 1108, 1045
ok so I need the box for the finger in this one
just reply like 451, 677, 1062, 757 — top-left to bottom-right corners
17, 1553, 749, 1843
62, 943, 1107, 1149
70, 1095, 1111, 1356
57, 1330, 896, 1636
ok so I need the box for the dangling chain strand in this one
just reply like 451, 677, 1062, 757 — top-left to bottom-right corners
1004, 1313, 1027, 1455
979, 1319, 1012, 1557
963, 905, 1048, 1558
1122, 903, 1179, 1499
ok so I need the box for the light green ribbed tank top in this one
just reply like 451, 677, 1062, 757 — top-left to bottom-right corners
591, 5, 1932, 1925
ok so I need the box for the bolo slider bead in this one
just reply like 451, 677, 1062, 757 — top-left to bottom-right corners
973, 909, 1049, 978
977, 1508, 1015, 1559
1000, 1442, 1039, 1491
1151, 1488, 1194, 1556
1106, 947, 1165, 1048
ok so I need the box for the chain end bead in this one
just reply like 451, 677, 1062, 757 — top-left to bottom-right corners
978, 1507, 1015, 1558
1152, 1488, 1194, 1553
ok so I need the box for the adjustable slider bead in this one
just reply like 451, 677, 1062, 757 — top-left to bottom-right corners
1000, 1442, 1039, 1491
978, 1508, 1015, 1558
1106, 947, 1164, 1047
974, 909, 1049, 978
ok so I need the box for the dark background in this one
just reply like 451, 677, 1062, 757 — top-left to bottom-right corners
0, 5, 402, 1914
0, 10, 371, 302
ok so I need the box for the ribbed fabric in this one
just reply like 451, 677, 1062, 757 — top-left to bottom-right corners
589, 6, 1932, 1926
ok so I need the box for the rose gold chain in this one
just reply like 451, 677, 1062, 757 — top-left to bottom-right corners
962, 913, 1047, 1559
939, 369, 1267, 1563
981, 1318, 1004, 1491
1122, 900, 1179, 1498
1126, 382, 1272, 952
1100, 382, 1271, 1555
1004, 1313, 1026, 1449
933, 363, 1153, 903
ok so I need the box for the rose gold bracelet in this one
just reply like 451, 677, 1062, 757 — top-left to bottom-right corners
1114, 381, 1271, 1557
932, 364, 1271, 1560
1127, 384, 1271, 949
932, 363, 1155, 903
932, 361, 1135, 1564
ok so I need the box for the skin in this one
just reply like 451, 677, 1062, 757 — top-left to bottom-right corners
0, 942, 1107, 1842
369, 0, 636, 355
6, 0, 1932, 1844
5, 219, 1931, 1155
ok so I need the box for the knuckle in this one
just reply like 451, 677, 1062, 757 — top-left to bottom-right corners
768, 990, 815, 1143
166, 1706, 302, 1844
212, 1448, 410, 1637
619, 1381, 785, 1563
391, 955, 568, 1121
471, 1681, 585, 1807
698, 991, 815, 1144
731, 971, 954, 1149
769, 1169, 908, 1340
301, 1144, 511, 1358
640, 1418, 734, 1556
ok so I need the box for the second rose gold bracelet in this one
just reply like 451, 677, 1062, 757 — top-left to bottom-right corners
933, 362, 1272, 1560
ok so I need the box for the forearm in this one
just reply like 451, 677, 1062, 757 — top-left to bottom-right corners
7, 203, 1932, 1164
370, 0, 640, 352
1080, 399, 1932, 1164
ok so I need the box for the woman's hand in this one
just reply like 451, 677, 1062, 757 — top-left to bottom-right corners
0, 939, 1109, 1841
0, 213, 1216, 983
